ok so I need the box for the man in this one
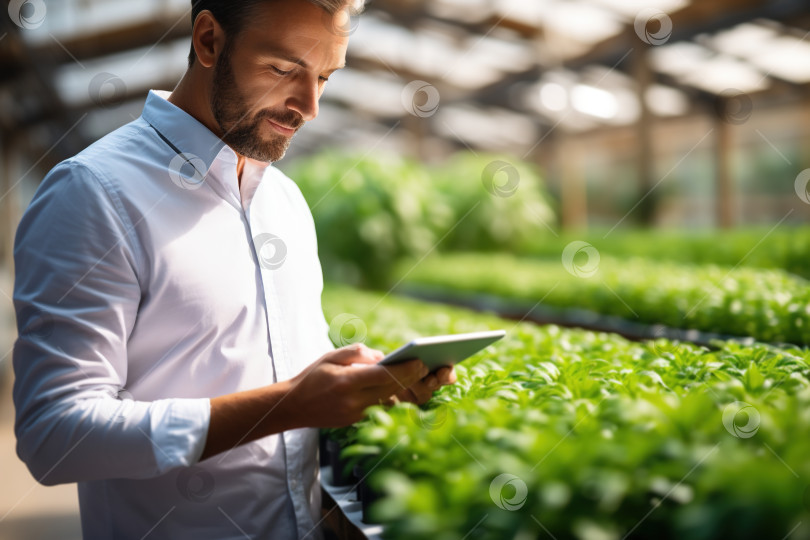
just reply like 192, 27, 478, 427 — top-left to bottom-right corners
12, 1, 456, 538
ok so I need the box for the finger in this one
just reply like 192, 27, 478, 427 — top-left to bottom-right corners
435, 366, 457, 385
364, 391, 401, 409
394, 387, 419, 404
407, 379, 436, 404
421, 374, 440, 391
379, 361, 429, 392
354, 365, 427, 406
326, 343, 384, 366
352, 359, 428, 390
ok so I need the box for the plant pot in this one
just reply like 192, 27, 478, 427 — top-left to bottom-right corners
326, 439, 353, 487
361, 480, 383, 523
352, 465, 365, 504
354, 464, 383, 523
319, 430, 329, 467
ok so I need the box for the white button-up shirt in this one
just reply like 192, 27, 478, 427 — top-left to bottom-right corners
13, 90, 334, 539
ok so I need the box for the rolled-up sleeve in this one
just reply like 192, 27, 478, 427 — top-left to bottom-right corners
12, 161, 210, 486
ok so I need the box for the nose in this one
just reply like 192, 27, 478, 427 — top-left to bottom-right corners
286, 77, 320, 122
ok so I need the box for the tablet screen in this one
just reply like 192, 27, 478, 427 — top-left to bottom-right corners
379, 330, 506, 371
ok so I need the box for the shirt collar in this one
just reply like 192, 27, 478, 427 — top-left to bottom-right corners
141, 90, 277, 209
141, 90, 234, 178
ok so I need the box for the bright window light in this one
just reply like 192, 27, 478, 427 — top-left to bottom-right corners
571, 85, 618, 119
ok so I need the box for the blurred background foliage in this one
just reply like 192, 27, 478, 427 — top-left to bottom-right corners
286, 149, 810, 289
288, 150, 556, 287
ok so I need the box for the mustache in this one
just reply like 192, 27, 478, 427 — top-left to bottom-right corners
256, 109, 305, 130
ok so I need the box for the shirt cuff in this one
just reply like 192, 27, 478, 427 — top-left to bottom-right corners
149, 398, 211, 473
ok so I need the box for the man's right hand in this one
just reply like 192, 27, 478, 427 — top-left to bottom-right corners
199, 343, 427, 460
285, 343, 429, 427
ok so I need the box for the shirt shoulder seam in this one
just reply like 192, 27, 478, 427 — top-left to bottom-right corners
69, 157, 147, 283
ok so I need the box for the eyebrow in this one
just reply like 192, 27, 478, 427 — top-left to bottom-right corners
261, 46, 346, 74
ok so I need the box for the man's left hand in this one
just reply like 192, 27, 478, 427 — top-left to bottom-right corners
393, 366, 457, 405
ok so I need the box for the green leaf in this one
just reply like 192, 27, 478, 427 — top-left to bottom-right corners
745, 361, 765, 391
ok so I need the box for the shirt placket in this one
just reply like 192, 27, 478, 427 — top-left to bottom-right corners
246, 189, 314, 537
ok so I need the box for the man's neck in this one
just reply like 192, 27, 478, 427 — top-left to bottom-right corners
168, 73, 246, 186
236, 156, 246, 185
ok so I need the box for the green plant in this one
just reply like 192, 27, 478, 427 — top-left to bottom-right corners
286, 151, 451, 287
397, 253, 810, 345
284, 150, 556, 286
322, 285, 810, 540
429, 152, 555, 253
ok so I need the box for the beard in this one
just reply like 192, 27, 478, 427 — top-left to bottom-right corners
211, 42, 305, 163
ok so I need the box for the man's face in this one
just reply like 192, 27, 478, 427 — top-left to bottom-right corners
210, 0, 349, 162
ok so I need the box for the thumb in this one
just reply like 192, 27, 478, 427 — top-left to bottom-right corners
324, 343, 384, 366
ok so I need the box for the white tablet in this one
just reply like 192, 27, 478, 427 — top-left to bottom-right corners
379, 330, 506, 372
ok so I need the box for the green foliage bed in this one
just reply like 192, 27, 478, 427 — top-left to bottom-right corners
285, 149, 810, 288
521, 228, 810, 280
397, 253, 810, 345
322, 286, 810, 540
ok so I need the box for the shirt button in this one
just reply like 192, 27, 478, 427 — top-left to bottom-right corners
290, 479, 299, 489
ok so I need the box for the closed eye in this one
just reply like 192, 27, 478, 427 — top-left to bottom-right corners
270, 65, 292, 76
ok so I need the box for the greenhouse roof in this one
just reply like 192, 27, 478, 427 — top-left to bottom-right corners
0, 0, 808, 162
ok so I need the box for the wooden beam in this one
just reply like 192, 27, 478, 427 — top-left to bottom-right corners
0, 5, 515, 76
714, 99, 735, 228
559, 136, 588, 231
568, 0, 809, 71
533, 129, 562, 233
0, 20, 87, 165
634, 43, 656, 225
1, 134, 18, 270
671, 0, 766, 26
803, 94, 810, 174
0, 16, 191, 76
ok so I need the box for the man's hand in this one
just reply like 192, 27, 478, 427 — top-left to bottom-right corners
394, 366, 457, 405
283, 343, 429, 427
200, 343, 452, 461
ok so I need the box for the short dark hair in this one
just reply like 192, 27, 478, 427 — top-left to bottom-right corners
187, 0, 360, 68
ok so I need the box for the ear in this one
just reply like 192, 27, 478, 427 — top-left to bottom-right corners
191, 11, 227, 69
